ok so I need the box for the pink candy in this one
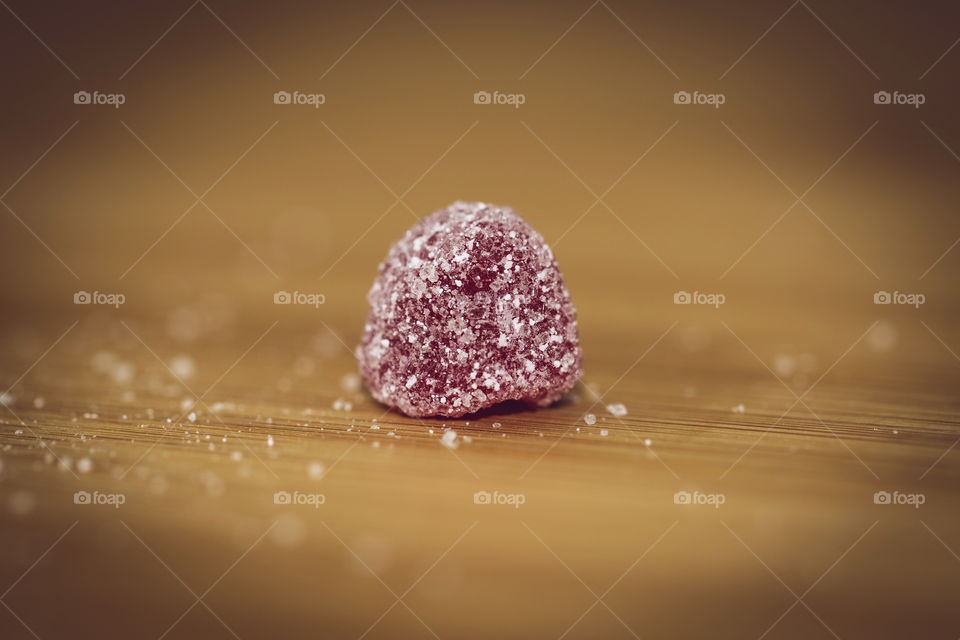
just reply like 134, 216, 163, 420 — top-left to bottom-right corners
357, 202, 582, 418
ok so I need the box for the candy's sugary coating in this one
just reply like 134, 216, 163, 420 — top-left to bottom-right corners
357, 202, 582, 418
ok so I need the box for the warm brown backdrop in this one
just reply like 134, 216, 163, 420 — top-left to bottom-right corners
1, 1, 959, 638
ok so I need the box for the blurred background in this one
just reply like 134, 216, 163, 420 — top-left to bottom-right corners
1, 1, 959, 638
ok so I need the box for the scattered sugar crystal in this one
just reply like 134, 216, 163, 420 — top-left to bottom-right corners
732, 403, 745, 414
14, 429, 23, 436
267, 435, 274, 447
492, 422, 502, 429
440, 429, 459, 449
170, 354, 196, 380
772, 353, 797, 377
77, 457, 92, 473
231, 451, 242, 461
110, 362, 135, 385
357, 202, 582, 417
33, 397, 45, 409
340, 372, 361, 392
372, 441, 381, 448
644, 438, 652, 447
600, 429, 609, 437
308, 461, 325, 478
0, 392, 13, 405
187, 412, 196, 422
584, 414, 597, 425
607, 403, 627, 417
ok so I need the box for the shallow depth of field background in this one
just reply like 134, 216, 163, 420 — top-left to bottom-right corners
1, 1, 960, 639
1, 0, 958, 333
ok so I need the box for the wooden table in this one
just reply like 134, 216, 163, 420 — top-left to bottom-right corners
2, 1, 959, 637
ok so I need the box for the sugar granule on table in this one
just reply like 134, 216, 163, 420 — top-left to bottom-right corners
606, 403, 627, 417
357, 202, 582, 418
440, 429, 459, 449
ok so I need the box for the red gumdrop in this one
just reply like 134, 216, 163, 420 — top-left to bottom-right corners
357, 202, 582, 418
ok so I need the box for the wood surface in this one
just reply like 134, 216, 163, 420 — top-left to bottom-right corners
2, 1, 960, 638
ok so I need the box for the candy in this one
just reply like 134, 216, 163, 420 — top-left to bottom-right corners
357, 202, 582, 417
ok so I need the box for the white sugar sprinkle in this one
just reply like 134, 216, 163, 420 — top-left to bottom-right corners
440, 429, 458, 449
607, 403, 627, 417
